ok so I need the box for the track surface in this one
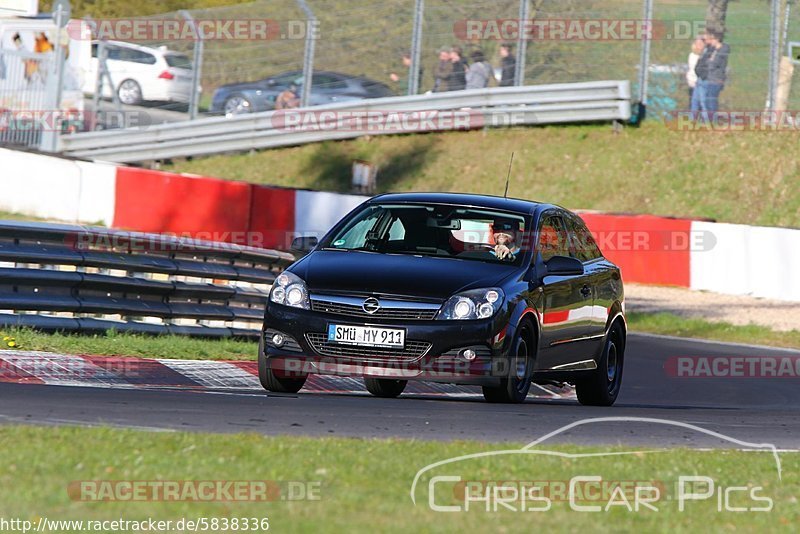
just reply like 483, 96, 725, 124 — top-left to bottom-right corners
1, 333, 799, 448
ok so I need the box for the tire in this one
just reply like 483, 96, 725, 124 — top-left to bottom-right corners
257, 338, 307, 393
364, 377, 407, 398
117, 79, 143, 106
482, 322, 535, 404
576, 322, 625, 406
223, 95, 252, 117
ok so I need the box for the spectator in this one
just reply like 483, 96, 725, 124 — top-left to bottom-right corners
499, 43, 516, 86
433, 47, 452, 92
695, 29, 729, 114
275, 83, 300, 110
686, 37, 704, 105
390, 52, 422, 95
466, 49, 492, 89
447, 45, 468, 91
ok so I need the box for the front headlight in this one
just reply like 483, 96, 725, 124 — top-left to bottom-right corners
438, 288, 504, 320
269, 271, 310, 310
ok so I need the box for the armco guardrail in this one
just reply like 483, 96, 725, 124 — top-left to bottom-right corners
59, 81, 631, 163
0, 221, 295, 338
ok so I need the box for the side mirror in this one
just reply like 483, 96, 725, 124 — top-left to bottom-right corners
544, 255, 584, 276
291, 236, 318, 253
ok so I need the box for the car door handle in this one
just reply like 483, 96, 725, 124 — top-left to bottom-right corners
580, 285, 592, 298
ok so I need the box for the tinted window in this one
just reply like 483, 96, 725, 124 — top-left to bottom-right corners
567, 215, 603, 262
267, 72, 300, 86
165, 54, 192, 69
113, 47, 156, 65
312, 74, 347, 90
538, 215, 570, 261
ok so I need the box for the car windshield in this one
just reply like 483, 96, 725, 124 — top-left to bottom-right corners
322, 203, 529, 265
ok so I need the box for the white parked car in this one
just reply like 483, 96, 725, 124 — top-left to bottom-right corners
82, 40, 195, 105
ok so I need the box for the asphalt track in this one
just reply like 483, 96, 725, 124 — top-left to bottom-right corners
1, 333, 799, 448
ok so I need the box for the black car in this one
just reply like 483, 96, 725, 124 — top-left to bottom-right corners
209, 70, 395, 116
260, 193, 626, 405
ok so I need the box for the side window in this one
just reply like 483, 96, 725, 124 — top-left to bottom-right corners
538, 215, 570, 261
312, 74, 348, 90
387, 218, 405, 241
567, 215, 603, 262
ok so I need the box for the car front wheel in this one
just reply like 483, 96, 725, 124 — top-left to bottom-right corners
576, 323, 625, 406
117, 79, 143, 105
258, 338, 307, 393
482, 322, 534, 404
364, 377, 407, 398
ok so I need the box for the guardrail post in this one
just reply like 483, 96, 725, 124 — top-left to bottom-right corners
408, 0, 424, 95
181, 10, 204, 120
296, 0, 317, 108
637, 0, 654, 108
514, 0, 530, 86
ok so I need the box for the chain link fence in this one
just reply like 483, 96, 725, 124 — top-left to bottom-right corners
2, 0, 800, 149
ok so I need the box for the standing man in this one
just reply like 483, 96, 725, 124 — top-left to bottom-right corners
695, 29, 729, 114
499, 43, 516, 86
447, 46, 468, 91
390, 52, 422, 95
433, 47, 452, 92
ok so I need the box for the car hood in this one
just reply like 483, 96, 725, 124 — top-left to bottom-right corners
291, 250, 519, 300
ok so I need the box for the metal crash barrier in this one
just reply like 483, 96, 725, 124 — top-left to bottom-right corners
0, 221, 294, 338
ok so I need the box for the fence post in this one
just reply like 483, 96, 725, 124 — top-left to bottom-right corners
767, 0, 782, 110
40, 0, 70, 151
637, 0, 654, 108
409, 0, 424, 95
514, 0, 530, 86
296, 0, 317, 108
180, 10, 204, 120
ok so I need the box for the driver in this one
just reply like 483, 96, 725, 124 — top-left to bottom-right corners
491, 219, 522, 261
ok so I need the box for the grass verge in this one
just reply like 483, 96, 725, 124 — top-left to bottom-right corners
0, 328, 257, 361
627, 312, 800, 350
165, 123, 800, 228
0, 425, 796, 532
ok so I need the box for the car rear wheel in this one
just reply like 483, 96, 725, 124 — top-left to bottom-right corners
117, 79, 143, 105
482, 323, 534, 404
258, 338, 307, 393
576, 323, 625, 406
224, 95, 252, 117
364, 377, 407, 398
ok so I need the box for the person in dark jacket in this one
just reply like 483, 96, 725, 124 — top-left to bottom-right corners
499, 43, 516, 86
694, 29, 729, 113
433, 47, 452, 92
447, 46, 468, 91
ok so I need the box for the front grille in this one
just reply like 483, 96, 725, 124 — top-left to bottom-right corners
305, 332, 431, 361
310, 297, 439, 321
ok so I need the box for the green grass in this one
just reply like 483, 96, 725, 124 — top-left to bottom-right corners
166, 122, 800, 228
0, 328, 257, 361
627, 312, 800, 349
0, 425, 796, 532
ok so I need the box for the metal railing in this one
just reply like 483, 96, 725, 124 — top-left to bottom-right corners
59, 80, 631, 163
0, 221, 295, 338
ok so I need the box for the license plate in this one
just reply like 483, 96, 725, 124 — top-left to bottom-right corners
327, 324, 405, 348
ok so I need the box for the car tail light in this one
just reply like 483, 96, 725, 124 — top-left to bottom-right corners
158, 70, 174, 80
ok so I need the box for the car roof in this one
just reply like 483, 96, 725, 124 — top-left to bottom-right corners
91, 40, 168, 54
369, 192, 553, 215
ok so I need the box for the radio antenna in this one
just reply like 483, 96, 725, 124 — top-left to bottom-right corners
504, 152, 514, 198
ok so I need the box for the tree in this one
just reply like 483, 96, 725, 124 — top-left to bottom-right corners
706, 0, 730, 38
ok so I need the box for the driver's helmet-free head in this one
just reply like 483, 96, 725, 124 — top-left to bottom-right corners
492, 218, 520, 246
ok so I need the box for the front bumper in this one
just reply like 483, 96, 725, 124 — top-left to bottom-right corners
262, 303, 514, 386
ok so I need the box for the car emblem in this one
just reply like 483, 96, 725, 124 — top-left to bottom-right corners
362, 297, 381, 314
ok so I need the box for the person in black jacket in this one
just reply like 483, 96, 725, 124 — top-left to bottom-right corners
694, 30, 730, 113
499, 43, 516, 86
447, 46, 468, 91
